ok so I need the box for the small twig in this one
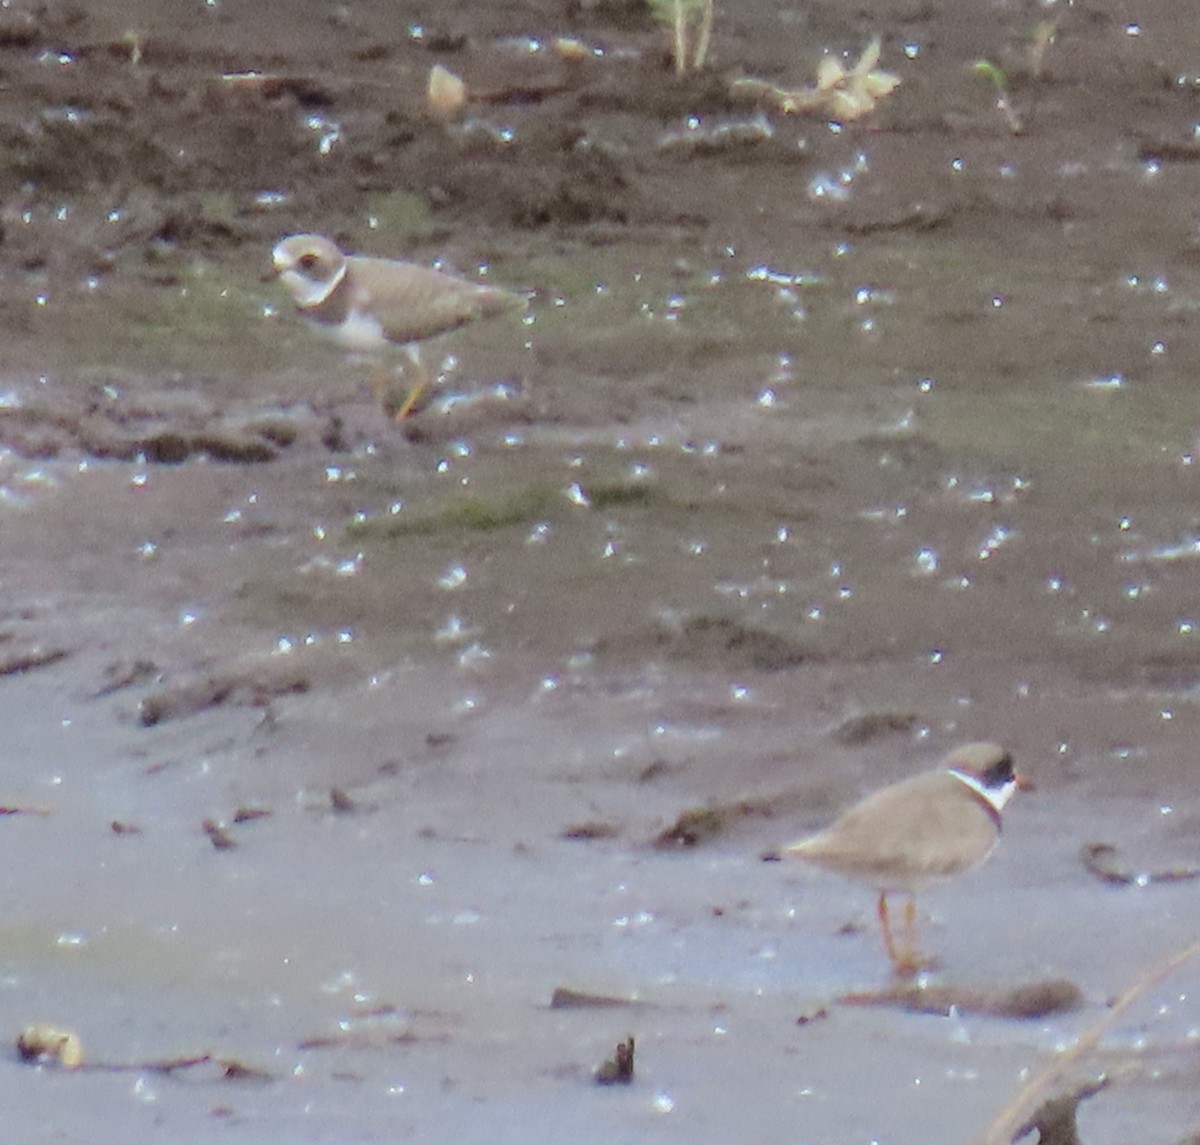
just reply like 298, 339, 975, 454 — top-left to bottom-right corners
594, 1035, 636, 1085
202, 819, 238, 850
1080, 842, 1200, 887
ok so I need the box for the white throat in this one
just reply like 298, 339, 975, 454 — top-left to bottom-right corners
286, 261, 346, 309
948, 768, 1015, 814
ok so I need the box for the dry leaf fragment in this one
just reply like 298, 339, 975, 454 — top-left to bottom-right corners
553, 37, 590, 62
17, 1023, 84, 1068
550, 987, 641, 1010
734, 36, 899, 123
427, 65, 466, 116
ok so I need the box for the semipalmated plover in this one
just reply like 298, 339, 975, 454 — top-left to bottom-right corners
272, 233, 526, 419
784, 742, 1023, 976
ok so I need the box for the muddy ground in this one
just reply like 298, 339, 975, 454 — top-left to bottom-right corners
2, 0, 1200, 1142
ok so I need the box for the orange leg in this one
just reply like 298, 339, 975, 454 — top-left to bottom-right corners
369, 354, 431, 421
877, 891, 901, 966
392, 374, 429, 420
903, 895, 918, 959
392, 349, 431, 421
879, 892, 928, 978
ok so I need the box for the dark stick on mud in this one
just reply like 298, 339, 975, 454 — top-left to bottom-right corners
594, 1035, 635, 1086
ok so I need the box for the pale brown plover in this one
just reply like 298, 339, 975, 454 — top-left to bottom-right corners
272, 232, 526, 419
784, 742, 1025, 976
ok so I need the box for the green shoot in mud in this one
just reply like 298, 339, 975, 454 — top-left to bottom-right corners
971, 59, 1023, 135
971, 21, 1057, 138
645, 0, 714, 75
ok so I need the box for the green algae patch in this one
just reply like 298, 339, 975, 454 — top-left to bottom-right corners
347, 485, 562, 539
346, 478, 660, 541
360, 191, 436, 241
588, 482, 656, 510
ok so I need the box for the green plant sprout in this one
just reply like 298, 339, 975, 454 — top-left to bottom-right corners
972, 59, 1023, 135
646, 0, 714, 75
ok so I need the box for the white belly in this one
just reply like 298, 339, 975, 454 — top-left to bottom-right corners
319, 306, 391, 353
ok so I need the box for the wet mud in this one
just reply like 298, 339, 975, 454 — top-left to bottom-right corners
3, 1, 1200, 1143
